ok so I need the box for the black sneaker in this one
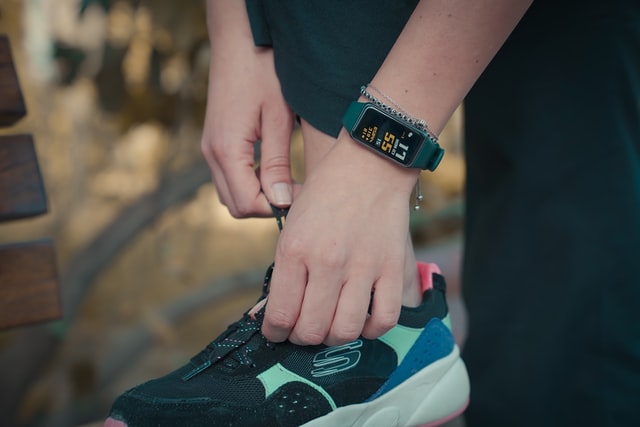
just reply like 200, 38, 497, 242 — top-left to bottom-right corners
104, 262, 469, 427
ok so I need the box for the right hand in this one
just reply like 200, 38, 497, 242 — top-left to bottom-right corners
201, 4, 297, 217
262, 130, 420, 346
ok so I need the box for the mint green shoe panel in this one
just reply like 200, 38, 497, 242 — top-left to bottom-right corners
257, 363, 337, 410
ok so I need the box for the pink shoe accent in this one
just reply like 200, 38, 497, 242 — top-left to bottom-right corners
104, 417, 127, 427
417, 262, 442, 293
415, 399, 469, 427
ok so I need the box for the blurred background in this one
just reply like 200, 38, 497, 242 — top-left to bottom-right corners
0, 0, 466, 426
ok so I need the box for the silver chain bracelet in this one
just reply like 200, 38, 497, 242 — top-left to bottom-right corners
360, 85, 438, 142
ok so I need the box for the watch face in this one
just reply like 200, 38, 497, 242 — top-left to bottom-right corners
353, 106, 425, 166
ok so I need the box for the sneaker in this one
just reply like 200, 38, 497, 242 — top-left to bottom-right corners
104, 261, 469, 427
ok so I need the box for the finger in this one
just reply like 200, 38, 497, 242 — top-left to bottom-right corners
259, 107, 295, 207
223, 154, 272, 217
205, 136, 271, 217
201, 136, 239, 209
204, 153, 238, 210
288, 267, 344, 345
324, 276, 372, 346
362, 274, 403, 340
262, 251, 307, 342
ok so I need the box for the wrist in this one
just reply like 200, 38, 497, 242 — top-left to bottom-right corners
335, 128, 420, 195
342, 95, 444, 172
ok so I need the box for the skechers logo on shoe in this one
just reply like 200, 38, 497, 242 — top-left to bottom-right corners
311, 340, 363, 378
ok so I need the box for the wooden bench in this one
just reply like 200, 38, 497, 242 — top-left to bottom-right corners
0, 34, 60, 329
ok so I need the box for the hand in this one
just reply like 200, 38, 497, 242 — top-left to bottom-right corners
201, 3, 297, 217
262, 131, 420, 346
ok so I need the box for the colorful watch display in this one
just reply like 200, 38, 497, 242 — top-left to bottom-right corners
342, 102, 444, 171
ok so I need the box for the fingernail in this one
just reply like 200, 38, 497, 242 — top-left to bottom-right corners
271, 182, 292, 206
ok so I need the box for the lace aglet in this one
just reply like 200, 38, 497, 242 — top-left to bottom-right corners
182, 360, 212, 381
270, 205, 289, 231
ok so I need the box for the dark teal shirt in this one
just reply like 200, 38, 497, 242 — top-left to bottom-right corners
245, 0, 419, 137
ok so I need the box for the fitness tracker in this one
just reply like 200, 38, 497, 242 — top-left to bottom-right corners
342, 101, 444, 171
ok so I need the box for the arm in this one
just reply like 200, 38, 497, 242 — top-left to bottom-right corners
262, 0, 533, 345
201, 0, 297, 217
369, 0, 531, 133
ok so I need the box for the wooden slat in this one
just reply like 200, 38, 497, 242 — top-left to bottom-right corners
0, 134, 48, 221
0, 34, 27, 127
0, 240, 61, 329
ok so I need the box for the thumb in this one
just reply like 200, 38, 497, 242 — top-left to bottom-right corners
259, 108, 295, 207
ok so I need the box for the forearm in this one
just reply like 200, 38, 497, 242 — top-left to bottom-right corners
332, 0, 532, 195
206, 0, 255, 56
370, 0, 533, 134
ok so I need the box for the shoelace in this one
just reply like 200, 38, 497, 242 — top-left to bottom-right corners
182, 265, 273, 381
182, 206, 288, 381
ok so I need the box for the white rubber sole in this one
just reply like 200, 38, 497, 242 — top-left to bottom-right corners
301, 345, 470, 427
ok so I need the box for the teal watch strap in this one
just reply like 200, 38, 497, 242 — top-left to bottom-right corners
342, 101, 364, 132
414, 135, 445, 171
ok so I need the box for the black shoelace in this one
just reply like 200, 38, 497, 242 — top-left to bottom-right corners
182, 206, 287, 381
182, 264, 273, 381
